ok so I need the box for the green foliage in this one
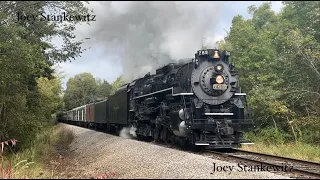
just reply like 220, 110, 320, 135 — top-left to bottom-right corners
64, 73, 98, 110
1, 125, 75, 178
110, 76, 125, 95
96, 78, 112, 100
245, 127, 290, 145
294, 116, 320, 144
282, 1, 320, 42
37, 76, 64, 120
63, 73, 124, 110
241, 138, 320, 162
220, 1, 320, 145
0, 1, 90, 149
0, 1, 91, 64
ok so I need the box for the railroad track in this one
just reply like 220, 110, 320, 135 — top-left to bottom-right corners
205, 149, 320, 179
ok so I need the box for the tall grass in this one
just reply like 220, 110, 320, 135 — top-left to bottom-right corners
0, 124, 75, 179
241, 142, 320, 162
242, 128, 320, 162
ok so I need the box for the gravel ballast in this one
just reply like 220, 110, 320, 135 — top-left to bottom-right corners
57, 123, 291, 179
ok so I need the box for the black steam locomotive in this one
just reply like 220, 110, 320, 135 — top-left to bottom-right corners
57, 49, 253, 149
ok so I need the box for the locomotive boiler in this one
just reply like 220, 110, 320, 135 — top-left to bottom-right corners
58, 48, 253, 149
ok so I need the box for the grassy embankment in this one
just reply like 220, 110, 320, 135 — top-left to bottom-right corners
241, 131, 320, 162
0, 124, 74, 179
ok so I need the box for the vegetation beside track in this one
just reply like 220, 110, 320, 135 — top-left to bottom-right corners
0, 124, 75, 179
242, 130, 320, 162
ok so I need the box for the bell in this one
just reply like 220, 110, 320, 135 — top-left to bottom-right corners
213, 50, 220, 59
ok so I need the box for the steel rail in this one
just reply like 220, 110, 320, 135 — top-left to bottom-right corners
207, 149, 320, 178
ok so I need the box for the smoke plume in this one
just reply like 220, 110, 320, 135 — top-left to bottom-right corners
119, 126, 137, 139
80, 1, 223, 82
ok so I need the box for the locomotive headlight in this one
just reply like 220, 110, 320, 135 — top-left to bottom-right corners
215, 64, 224, 72
216, 75, 224, 84
216, 64, 223, 71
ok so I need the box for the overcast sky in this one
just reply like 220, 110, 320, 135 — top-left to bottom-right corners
53, 1, 283, 89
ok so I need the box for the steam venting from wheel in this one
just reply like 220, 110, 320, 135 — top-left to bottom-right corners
119, 126, 137, 139
172, 108, 189, 137
178, 121, 187, 137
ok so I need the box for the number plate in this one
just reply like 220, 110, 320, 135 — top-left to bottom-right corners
213, 84, 227, 90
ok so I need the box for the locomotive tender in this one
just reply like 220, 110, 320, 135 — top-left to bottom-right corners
58, 49, 253, 149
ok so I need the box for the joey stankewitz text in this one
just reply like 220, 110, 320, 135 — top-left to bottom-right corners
16, 12, 96, 24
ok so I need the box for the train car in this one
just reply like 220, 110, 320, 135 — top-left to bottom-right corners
71, 105, 86, 126
66, 110, 73, 121
93, 99, 109, 129
86, 103, 95, 125
108, 84, 129, 132
58, 105, 89, 127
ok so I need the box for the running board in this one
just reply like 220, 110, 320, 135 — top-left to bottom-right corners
195, 143, 210, 146
172, 93, 194, 96
234, 93, 246, 96
134, 87, 194, 99
240, 142, 255, 145
204, 113, 234, 116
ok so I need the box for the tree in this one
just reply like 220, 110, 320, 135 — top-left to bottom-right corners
0, 1, 90, 63
282, 1, 320, 42
63, 73, 116, 109
37, 76, 64, 120
110, 76, 125, 95
0, 1, 91, 146
219, 1, 320, 143
96, 79, 112, 100
64, 73, 97, 110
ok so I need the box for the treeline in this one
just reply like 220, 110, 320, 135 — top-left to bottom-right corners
218, 1, 319, 144
0, 1, 90, 149
63, 73, 125, 110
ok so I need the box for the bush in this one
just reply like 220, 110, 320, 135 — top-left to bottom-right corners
244, 127, 290, 145
0, 124, 75, 179
295, 116, 320, 144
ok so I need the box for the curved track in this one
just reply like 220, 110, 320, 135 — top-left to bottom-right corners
205, 149, 320, 179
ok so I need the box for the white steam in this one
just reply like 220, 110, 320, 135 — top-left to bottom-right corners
79, 1, 223, 82
119, 126, 137, 139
